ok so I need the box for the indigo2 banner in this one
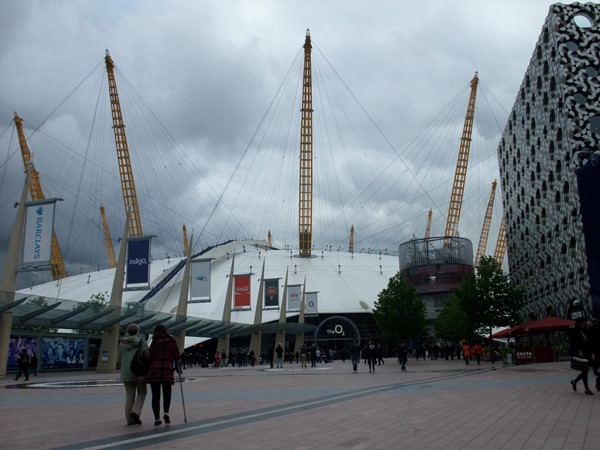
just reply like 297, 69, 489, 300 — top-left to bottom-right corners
126, 237, 151, 287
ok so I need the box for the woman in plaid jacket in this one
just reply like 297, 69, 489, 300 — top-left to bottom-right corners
146, 325, 180, 425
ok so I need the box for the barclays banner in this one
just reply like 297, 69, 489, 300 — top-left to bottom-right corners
190, 259, 211, 303
126, 237, 151, 288
22, 200, 57, 268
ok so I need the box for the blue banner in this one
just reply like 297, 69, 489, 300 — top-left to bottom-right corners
126, 238, 151, 286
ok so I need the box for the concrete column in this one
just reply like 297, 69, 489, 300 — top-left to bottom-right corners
0, 168, 30, 378
176, 235, 193, 352
96, 213, 129, 373
249, 260, 266, 359
216, 254, 235, 356
275, 269, 289, 349
294, 278, 307, 354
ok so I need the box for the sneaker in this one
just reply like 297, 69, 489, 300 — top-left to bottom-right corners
584, 389, 594, 396
163, 413, 170, 424
571, 380, 577, 392
154, 420, 162, 426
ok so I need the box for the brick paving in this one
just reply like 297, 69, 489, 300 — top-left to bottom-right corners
1, 358, 599, 449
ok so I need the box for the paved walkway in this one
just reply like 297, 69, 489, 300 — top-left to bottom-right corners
1, 358, 599, 449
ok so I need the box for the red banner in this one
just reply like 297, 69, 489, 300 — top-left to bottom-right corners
234, 275, 251, 308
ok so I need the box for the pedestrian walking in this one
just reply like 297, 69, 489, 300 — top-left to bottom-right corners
146, 324, 181, 425
377, 343, 384, 365
14, 349, 30, 381
474, 343, 483, 365
30, 353, 38, 376
117, 323, 148, 425
590, 319, 600, 391
462, 341, 471, 365
349, 341, 360, 373
398, 343, 408, 372
300, 344, 308, 368
569, 317, 594, 395
275, 343, 284, 368
365, 341, 377, 373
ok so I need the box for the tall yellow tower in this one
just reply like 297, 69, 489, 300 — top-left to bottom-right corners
105, 50, 143, 237
444, 73, 479, 239
14, 112, 67, 280
298, 29, 314, 257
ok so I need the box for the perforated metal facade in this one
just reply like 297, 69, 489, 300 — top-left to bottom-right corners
497, 3, 600, 319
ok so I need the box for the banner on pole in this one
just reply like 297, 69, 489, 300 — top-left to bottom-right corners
287, 284, 302, 312
22, 200, 57, 268
190, 259, 211, 303
126, 237, 151, 289
305, 291, 319, 315
233, 274, 251, 309
264, 278, 279, 308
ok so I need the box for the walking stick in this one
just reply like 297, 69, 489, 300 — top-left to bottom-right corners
177, 362, 188, 423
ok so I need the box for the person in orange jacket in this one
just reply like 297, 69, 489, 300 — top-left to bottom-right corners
462, 341, 471, 365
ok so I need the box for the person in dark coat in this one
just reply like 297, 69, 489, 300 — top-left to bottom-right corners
30, 354, 38, 376
146, 325, 180, 425
14, 349, 30, 381
118, 323, 148, 425
569, 318, 593, 395
398, 343, 408, 372
365, 341, 377, 373
590, 319, 600, 391
349, 341, 360, 373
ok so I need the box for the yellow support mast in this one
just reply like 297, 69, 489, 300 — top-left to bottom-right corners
298, 29, 314, 257
14, 112, 67, 280
444, 72, 479, 239
182, 224, 189, 257
424, 209, 433, 239
475, 180, 497, 267
493, 218, 507, 269
100, 204, 116, 269
105, 50, 143, 237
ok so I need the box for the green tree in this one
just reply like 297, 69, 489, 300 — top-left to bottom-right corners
435, 255, 524, 341
72, 291, 110, 334
373, 272, 426, 342
472, 255, 524, 335
434, 289, 471, 342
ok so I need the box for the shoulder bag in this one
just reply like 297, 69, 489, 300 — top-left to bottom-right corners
130, 340, 150, 376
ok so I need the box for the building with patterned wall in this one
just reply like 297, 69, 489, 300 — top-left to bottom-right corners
497, 3, 600, 320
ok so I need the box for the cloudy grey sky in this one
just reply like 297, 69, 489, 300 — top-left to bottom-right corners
0, 0, 565, 284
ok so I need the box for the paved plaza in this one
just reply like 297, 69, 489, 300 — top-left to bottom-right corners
1, 358, 599, 449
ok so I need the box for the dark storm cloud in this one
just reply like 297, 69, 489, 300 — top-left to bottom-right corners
0, 0, 562, 283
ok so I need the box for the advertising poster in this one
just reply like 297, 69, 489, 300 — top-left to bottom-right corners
126, 237, 151, 287
42, 336, 85, 369
305, 292, 318, 315
22, 201, 56, 267
7, 336, 37, 372
287, 284, 302, 312
190, 260, 211, 302
264, 278, 279, 308
233, 274, 251, 309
